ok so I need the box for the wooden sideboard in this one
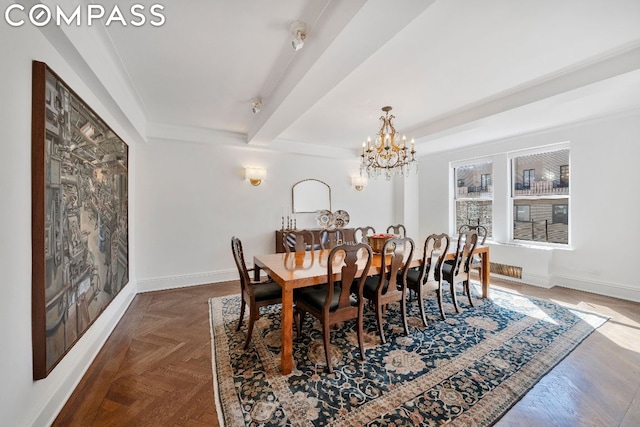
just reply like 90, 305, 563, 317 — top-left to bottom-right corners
275, 228, 356, 253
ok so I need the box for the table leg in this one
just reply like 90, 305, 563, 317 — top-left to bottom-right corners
281, 287, 293, 375
481, 249, 490, 298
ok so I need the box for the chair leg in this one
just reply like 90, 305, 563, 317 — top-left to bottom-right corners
323, 322, 332, 373
400, 293, 409, 336
376, 303, 386, 345
236, 299, 246, 332
296, 309, 307, 341
464, 279, 474, 307
293, 308, 301, 340
243, 311, 257, 350
450, 281, 460, 314
357, 307, 365, 361
417, 286, 428, 327
437, 284, 446, 320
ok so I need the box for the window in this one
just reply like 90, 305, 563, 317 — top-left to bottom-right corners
552, 204, 568, 224
511, 146, 569, 244
480, 173, 492, 191
523, 169, 535, 189
559, 165, 569, 187
515, 205, 530, 222
453, 161, 493, 237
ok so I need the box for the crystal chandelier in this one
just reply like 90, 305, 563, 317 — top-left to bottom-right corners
360, 106, 417, 180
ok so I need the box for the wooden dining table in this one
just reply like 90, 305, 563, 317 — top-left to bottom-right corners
253, 244, 490, 375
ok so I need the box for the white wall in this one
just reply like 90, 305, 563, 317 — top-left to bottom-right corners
0, 23, 141, 427
135, 138, 397, 291
418, 111, 640, 301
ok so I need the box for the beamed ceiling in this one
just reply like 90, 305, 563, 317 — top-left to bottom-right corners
36, 0, 640, 158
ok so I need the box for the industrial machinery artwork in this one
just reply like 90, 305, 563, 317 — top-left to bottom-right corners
31, 61, 129, 379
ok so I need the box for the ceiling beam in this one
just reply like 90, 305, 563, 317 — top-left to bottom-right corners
410, 41, 640, 143
247, 0, 435, 146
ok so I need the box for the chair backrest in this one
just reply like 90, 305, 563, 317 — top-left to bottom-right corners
386, 224, 407, 237
283, 230, 315, 253
452, 231, 479, 277
418, 233, 450, 284
458, 224, 487, 244
320, 229, 344, 250
231, 236, 250, 291
377, 237, 415, 296
325, 243, 373, 312
354, 226, 376, 245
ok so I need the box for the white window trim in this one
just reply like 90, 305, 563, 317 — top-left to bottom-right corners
508, 141, 571, 247
450, 156, 495, 239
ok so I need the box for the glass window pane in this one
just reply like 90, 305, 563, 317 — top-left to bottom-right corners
513, 198, 568, 244
455, 200, 492, 237
455, 162, 493, 199
513, 149, 569, 196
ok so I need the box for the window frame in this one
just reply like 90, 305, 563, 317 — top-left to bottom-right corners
508, 142, 571, 247
451, 157, 494, 240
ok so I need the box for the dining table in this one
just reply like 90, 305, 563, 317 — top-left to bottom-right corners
253, 244, 490, 375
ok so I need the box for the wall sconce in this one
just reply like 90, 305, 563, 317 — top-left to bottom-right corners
245, 167, 267, 186
352, 175, 367, 191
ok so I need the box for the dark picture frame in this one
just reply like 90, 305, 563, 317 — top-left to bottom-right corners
31, 61, 129, 379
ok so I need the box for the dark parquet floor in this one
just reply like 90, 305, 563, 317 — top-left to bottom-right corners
53, 278, 640, 426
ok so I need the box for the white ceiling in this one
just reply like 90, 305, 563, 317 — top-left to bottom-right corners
99, 0, 640, 157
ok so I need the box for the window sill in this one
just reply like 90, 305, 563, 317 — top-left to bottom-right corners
486, 240, 573, 251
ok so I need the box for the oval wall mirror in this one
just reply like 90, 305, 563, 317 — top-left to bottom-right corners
292, 179, 331, 213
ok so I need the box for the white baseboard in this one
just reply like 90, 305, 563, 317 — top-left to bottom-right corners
486, 271, 553, 289
551, 274, 640, 303
34, 284, 136, 427
487, 271, 640, 302
137, 269, 238, 293
521, 272, 553, 288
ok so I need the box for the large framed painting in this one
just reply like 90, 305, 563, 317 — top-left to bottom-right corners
31, 61, 129, 379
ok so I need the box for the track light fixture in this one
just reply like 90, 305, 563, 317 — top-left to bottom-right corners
252, 98, 262, 114
290, 20, 307, 51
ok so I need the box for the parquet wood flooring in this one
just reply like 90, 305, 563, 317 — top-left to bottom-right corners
53, 278, 640, 426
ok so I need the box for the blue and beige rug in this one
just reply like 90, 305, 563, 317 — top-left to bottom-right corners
209, 286, 607, 426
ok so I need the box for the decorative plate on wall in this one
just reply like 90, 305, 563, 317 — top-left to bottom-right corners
316, 209, 335, 228
333, 210, 350, 228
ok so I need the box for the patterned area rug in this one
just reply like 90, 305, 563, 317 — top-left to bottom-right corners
209, 286, 607, 426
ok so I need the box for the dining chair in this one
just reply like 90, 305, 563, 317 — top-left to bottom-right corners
386, 224, 407, 237
231, 236, 282, 349
458, 224, 487, 244
294, 243, 373, 373
283, 230, 315, 253
441, 231, 479, 311
354, 226, 376, 245
319, 228, 344, 250
458, 224, 487, 278
405, 233, 450, 326
359, 236, 415, 345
